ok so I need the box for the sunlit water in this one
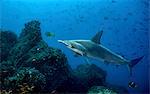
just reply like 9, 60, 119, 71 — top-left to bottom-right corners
1, 0, 149, 93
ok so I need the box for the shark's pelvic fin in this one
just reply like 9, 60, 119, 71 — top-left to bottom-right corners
91, 30, 103, 44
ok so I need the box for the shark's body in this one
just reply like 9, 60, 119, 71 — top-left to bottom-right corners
72, 40, 129, 65
58, 31, 143, 75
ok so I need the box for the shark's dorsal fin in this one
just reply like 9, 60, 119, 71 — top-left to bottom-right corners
91, 30, 103, 44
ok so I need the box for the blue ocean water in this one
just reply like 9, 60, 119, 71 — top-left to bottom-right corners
1, 0, 149, 93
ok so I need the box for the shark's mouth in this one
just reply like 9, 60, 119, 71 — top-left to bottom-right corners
58, 40, 83, 55
58, 40, 71, 47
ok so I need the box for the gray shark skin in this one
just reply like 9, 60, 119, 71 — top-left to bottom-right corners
58, 31, 144, 75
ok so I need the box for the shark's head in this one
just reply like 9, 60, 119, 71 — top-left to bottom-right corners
58, 40, 86, 56
58, 40, 72, 47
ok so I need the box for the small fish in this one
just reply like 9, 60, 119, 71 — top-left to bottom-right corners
128, 81, 138, 88
45, 32, 55, 37
123, 17, 128, 21
50, 90, 57, 94
111, 0, 116, 3
127, 12, 133, 16
104, 16, 109, 20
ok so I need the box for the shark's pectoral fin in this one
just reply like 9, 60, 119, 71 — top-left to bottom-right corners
104, 60, 110, 64
91, 30, 103, 44
74, 54, 79, 57
83, 57, 91, 64
74, 52, 82, 57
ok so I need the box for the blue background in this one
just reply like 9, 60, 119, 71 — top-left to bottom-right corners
1, 0, 149, 93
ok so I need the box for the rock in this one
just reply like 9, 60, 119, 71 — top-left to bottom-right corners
7, 67, 46, 93
0, 61, 15, 77
0, 20, 114, 94
20, 40, 71, 92
56, 64, 106, 93
106, 84, 129, 94
87, 85, 129, 94
74, 64, 106, 86
19, 20, 41, 39
0, 61, 15, 89
8, 20, 42, 65
0, 30, 17, 61
87, 86, 118, 94
1, 20, 72, 93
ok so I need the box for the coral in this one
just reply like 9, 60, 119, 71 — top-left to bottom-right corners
87, 86, 118, 94
0, 61, 15, 77
0, 89, 12, 94
0, 61, 15, 89
17, 40, 68, 70
6, 67, 46, 93
1, 67, 45, 93
7, 67, 46, 88
0, 30, 17, 61
32, 41, 71, 92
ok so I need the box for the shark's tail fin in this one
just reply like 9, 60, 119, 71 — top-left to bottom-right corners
128, 56, 144, 76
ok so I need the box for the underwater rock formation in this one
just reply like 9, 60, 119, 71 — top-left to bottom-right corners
87, 86, 118, 94
106, 84, 129, 94
0, 30, 17, 62
74, 64, 106, 85
0, 20, 127, 94
6, 67, 46, 93
87, 85, 128, 94
0, 20, 71, 93
8, 20, 42, 66
24, 40, 71, 92
56, 64, 106, 93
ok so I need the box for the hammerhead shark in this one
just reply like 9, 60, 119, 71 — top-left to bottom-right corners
58, 31, 144, 75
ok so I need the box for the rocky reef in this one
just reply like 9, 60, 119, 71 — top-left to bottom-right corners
88, 86, 118, 94
56, 64, 107, 93
0, 20, 128, 94
0, 30, 17, 62
88, 85, 129, 94
0, 20, 71, 93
